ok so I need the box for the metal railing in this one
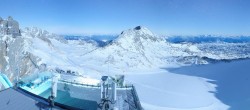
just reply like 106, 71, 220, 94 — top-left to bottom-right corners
131, 85, 143, 110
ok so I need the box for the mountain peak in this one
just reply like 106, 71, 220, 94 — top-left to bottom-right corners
109, 26, 165, 57
134, 26, 142, 30
132, 26, 154, 36
0, 16, 21, 37
116, 26, 162, 43
120, 26, 155, 37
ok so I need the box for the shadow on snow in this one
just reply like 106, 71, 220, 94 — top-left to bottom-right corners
166, 59, 250, 110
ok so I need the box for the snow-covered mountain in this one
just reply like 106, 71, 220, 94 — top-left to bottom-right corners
82, 26, 170, 68
1, 18, 250, 110
1, 18, 250, 85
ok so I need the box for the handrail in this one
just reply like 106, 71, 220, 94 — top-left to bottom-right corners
131, 85, 143, 110
59, 79, 100, 87
0, 73, 13, 88
59, 79, 134, 89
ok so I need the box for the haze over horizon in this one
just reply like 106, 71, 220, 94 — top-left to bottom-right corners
0, 0, 250, 36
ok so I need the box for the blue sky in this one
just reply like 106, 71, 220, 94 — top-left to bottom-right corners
0, 0, 250, 35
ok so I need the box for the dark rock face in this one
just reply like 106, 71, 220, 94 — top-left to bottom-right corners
134, 26, 142, 30
0, 16, 21, 37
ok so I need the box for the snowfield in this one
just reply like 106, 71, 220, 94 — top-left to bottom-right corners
126, 59, 250, 110
1, 26, 250, 110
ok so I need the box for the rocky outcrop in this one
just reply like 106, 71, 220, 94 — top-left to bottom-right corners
0, 16, 21, 37
0, 36, 41, 86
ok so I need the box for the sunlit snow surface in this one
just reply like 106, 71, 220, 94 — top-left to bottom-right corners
119, 59, 249, 110
13, 27, 250, 110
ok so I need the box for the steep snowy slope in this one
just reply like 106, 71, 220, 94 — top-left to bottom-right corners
80, 26, 206, 72
0, 27, 99, 89
82, 26, 168, 68
21, 27, 99, 77
2, 25, 249, 83
1, 25, 250, 81
1, 23, 250, 110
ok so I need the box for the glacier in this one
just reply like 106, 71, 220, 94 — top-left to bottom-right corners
0, 17, 250, 110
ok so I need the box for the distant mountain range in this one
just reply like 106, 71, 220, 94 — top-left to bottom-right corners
166, 35, 250, 43
64, 34, 250, 46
